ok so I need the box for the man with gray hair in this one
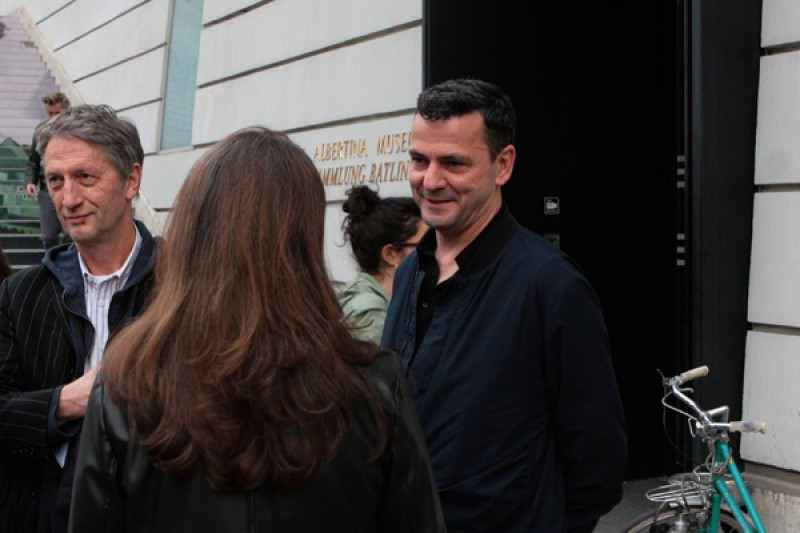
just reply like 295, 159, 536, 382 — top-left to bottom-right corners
27, 92, 72, 249
0, 104, 160, 533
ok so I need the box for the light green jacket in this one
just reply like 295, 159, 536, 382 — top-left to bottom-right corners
337, 272, 389, 343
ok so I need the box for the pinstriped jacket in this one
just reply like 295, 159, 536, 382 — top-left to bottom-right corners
0, 220, 158, 533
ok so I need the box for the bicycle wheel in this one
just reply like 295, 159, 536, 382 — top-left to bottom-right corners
621, 507, 754, 532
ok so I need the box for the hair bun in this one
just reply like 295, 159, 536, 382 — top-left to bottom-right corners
342, 185, 380, 222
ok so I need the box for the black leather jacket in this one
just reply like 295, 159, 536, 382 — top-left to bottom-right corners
68, 351, 445, 533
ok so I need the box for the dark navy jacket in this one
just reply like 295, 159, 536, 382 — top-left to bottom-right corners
381, 208, 627, 532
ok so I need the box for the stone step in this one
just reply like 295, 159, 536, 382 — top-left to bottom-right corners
0, 93, 47, 104
0, 149, 30, 156
1, 185, 37, 194
0, 147, 28, 154
0, 64, 50, 75
0, 219, 42, 234
0, 116, 43, 128
0, 37, 34, 46
0, 129, 37, 145
0, 16, 61, 271
0, 51, 42, 62
0, 233, 43, 249
0, 80, 60, 92
0, 153, 30, 161
0, 16, 24, 30
0, 73, 55, 84
0, 92, 50, 106
4, 248, 46, 268
0, 163, 29, 172
0, 179, 28, 188
0, 108, 47, 119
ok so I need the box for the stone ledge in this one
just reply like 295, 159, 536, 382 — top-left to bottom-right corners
745, 462, 800, 497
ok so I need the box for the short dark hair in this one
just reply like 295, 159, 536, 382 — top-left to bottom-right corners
36, 104, 144, 183
341, 185, 421, 275
416, 78, 516, 160
41, 92, 70, 109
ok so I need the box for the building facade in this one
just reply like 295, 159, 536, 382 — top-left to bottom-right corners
1, 0, 798, 528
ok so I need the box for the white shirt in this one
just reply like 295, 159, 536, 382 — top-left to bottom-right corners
55, 224, 142, 467
79, 224, 142, 373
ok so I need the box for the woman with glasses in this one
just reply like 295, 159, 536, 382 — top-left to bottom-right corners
339, 185, 427, 343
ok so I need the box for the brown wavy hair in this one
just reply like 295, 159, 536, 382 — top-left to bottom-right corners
103, 127, 386, 492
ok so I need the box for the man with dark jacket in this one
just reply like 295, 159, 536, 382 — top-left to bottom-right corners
26, 92, 70, 249
0, 104, 158, 533
382, 78, 628, 532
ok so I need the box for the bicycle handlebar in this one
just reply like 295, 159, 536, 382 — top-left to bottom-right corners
729, 421, 767, 434
666, 366, 768, 436
679, 365, 709, 384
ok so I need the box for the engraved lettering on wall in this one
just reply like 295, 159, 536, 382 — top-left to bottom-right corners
313, 131, 412, 187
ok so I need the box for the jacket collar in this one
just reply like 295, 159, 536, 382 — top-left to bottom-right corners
42, 220, 159, 308
417, 205, 521, 277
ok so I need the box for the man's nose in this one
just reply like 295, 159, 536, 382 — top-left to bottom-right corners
60, 180, 82, 208
422, 162, 447, 190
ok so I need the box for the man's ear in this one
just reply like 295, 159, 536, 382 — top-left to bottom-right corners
494, 145, 516, 186
124, 163, 142, 201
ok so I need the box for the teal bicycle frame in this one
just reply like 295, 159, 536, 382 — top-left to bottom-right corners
640, 365, 769, 533
707, 441, 766, 533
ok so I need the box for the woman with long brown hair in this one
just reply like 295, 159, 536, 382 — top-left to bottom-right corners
68, 127, 444, 532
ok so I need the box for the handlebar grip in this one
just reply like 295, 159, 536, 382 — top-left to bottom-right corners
679, 365, 709, 384
730, 421, 767, 434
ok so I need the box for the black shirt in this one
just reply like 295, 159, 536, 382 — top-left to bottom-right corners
414, 205, 517, 353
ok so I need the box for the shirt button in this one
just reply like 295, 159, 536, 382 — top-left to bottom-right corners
422, 302, 429, 309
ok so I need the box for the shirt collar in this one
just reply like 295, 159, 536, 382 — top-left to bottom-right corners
79, 223, 143, 284
417, 205, 520, 277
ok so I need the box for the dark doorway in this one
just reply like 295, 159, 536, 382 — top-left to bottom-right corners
422, 1, 759, 479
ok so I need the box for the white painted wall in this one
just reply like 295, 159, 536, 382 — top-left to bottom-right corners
38, 1, 146, 50
1, 0, 422, 281
198, 0, 421, 85
742, 332, 800, 470
754, 53, 800, 185
3, 0, 799, 522
761, 0, 800, 49
191, 0, 422, 280
192, 29, 421, 142
743, 0, 800, 476
55, 0, 170, 82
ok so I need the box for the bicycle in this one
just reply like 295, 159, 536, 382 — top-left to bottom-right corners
622, 365, 768, 532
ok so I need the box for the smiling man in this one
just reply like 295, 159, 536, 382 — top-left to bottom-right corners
0, 105, 159, 533
382, 79, 628, 532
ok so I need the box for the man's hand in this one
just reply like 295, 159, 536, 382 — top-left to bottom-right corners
56, 366, 100, 426
25, 184, 37, 198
